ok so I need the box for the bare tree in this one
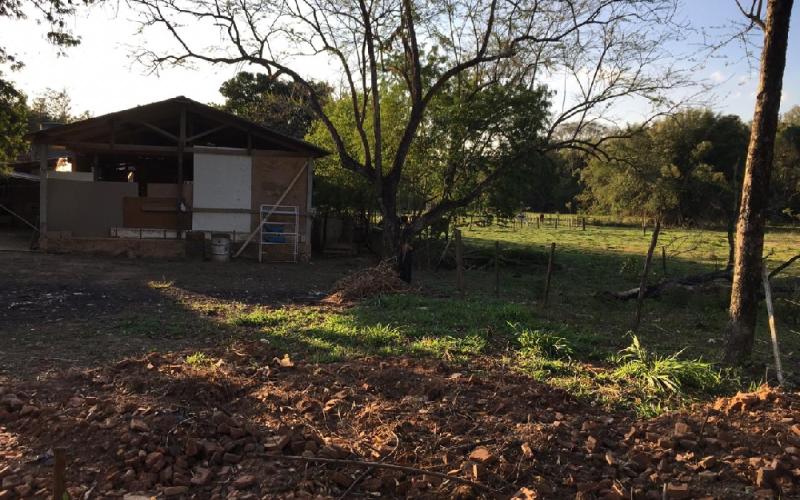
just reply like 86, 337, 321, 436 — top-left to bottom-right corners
129, 0, 696, 258
723, 0, 794, 366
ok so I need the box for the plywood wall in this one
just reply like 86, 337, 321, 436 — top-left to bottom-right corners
251, 154, 311, 260
47, 179, 138, 237
192, 152, 252, 232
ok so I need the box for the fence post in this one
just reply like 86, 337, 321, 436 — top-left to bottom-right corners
582, 217, 586, 231
494, 241, 500, 297
543, 242, 556, 307
661, 246, 667, 276
762, 264, 785, 385
455, 229, 465, 297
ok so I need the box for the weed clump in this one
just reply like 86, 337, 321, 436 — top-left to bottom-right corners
511, 322, 573, 359
510, 323, 574, 379
611, 335, 721, 394
185, 352, 212, 367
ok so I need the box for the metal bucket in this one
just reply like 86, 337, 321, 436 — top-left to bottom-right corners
210, 233, 231, 262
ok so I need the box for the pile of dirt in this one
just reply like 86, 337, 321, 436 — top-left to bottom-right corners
324, 260, 409, 303
1, 345, 798, 499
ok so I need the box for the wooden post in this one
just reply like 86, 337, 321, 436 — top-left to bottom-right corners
53, 447, 66, 500
633, 219, 661, 332
661, 246, 667, 276
555, 215, 559, 229
177, 106, 187, 233
543, 242, 555, 307
455, 229, 465, 297
494, 241, 500, 297
762, 264, 785, 385
426, 236, 432, 270
38, 143, 48, 252
582, 217, 586, 231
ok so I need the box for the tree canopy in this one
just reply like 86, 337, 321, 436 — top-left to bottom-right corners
218, 72, 330, 139
0, 79, 28, 170
580, 110, 750, 224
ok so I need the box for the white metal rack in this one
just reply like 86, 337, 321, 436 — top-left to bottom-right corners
259, 204, 299, 262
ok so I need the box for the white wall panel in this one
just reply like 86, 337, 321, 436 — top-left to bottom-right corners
192, 152, 252, 232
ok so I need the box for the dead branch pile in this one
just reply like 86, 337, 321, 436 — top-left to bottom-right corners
324, 260, 408, 303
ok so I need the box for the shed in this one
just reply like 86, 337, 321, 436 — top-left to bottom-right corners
27, 96, 328, 261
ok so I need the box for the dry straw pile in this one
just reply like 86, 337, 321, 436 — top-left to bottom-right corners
324, 260, 408, 303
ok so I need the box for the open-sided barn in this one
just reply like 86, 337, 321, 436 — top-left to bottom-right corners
25, 96, 327, 261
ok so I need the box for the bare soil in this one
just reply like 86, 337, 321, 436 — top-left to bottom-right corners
0, 251, 366, 382
1, 252, 799, 499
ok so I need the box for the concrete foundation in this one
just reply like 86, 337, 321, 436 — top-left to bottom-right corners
46, 235, 186, 259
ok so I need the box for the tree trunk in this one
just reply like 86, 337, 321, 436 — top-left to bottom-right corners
724, 0, 794, 366
380, 176, 403, 262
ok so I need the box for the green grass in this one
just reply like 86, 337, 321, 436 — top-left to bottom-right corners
229, 296, 563, 362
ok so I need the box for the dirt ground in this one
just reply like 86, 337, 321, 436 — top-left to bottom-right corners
0, 251, 365, 382
1, 251, 800, 499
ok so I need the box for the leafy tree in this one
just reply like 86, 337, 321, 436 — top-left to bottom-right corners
219, 72, 330, 139
580, 129, 679, 220
579, 110, 749, 228
28, 87, 90, 126
420, 81, 552, 220
1, 0, 91, 165
1, 0, 88, 72
306, 78, 552, 225
0, 79, 28, 171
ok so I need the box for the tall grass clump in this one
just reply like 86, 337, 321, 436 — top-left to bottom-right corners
611, 335, 721, 394
511, 322, 573, 359
510, 323, 574, 379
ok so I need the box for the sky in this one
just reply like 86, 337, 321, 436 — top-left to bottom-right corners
1, 0, 798, 121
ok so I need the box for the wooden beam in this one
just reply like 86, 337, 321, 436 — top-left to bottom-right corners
191, 207, 257, 214
38, 143, 48, 252
177, 106, 187, 230
133, 121, 179, 142
62, 142, 183, 154
251, 149, 315, 158
305, 159, 314, 258
187, 124, 228, 142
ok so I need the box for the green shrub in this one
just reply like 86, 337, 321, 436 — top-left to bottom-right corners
611, 335, 721, 394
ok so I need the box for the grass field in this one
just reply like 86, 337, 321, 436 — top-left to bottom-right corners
226, 220, 800, 415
